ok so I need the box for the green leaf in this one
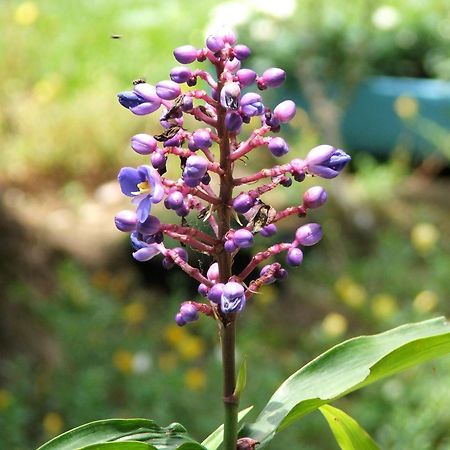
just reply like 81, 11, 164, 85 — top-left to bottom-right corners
234, 358, 247, 398
201, 406, 254, 450
79, 442, 157, 450
246, 317, 450, 447
319, 405, 380, 450
37, 418, 204, 450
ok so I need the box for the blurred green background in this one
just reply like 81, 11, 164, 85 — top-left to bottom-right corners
1, 1, 449, 449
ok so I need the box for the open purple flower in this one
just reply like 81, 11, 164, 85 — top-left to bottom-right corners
118, 165, 164, 223
130, 232, 161, 261
221, 282, 246, 314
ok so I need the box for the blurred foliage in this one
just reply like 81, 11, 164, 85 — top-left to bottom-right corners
1, 1, 450, 450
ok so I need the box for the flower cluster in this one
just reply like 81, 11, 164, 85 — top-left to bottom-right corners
115, 28, 350, 326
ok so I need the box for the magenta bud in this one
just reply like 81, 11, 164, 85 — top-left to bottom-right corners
136, 215, 161, 236
268, 137, 289, 157
184, 155, 208, 180
273, 100, 296, 123
233, 193, 255, 214
260, 224, 277, 237
225, 58, 241, 73
198, 283, 208, 297
262, 68, 286, 88
295, 223, 323, 246
166, 191, 185, 210
170, 66, 193, 84
286, 247, 303, 266
206, 35, 225, 52
303, 186, 328, 209
114, 210, 137, 232
233, 229, 254, 248
173, 45, 198, 64
151, 151, 166, 169
233, 44, 251, 60
225, 111, 243, 132
236, 69, 257, 87
131, 134, 157, 155
207, 262, 220, 281
260, 265, 276, 284
224, 239, 238, 253
156, 80, 181, 100
192, 129, 212, 149
208, 282, 225, 303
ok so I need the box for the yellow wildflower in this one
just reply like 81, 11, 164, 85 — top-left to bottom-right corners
411, 223, 439, 254
371, 293, 398, 320
14, 1, 39, 26
184, 368, 206, 391
322, 313, 348, 338
43, 412, 64, 437
413, 290, 438, 313
335, 276, 367, 308
113, 350, 134, 374
123, 301, 147, 325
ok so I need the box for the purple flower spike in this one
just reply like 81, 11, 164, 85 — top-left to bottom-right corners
179, 302, 199, 323
137, 215, 161, 236
225, 111, 243, 133
193, 129, 212, 149
286, 247, 303, 266
262, 68, 286, 88
260, 224, 277, 237
173, 45, 197, 64
233, 44, 251, 60
306, 146, 351, 179
208, 283, 225, 303
166, 191, 185, 210
207, 262, 220, 282
240, 93, 264, 117
233, 193, 255, 214
156, 80, 181, 100
114, 210, 137, 232
303, 186, 328, 209
184, 155, 208, 181
170, 67, 193, 84
206, 35, 225, 52
236, 69, 257, 87
268, 137, 289, 157
221, 282, 246, 314
273, 100, 296, 123
233, 229, 254, 248
260, 265, 276, 284
220, 82, 241, 109
295, 223, 323, 246
118, 165, 164, 223
131, 134, 157, 155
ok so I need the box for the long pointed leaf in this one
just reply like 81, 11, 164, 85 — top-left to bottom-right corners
246, 317, 450, 447
319, 405, 380, 450
79, 442, 158, 450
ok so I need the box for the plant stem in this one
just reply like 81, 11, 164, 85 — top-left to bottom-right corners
215, 67, 239, 450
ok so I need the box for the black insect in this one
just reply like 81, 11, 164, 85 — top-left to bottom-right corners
154, 126, 181, 142
110, 34, 122, 39
132, 78, 146, 85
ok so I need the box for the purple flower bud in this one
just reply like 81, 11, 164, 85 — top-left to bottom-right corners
237, 437, 259, 450
268, 137, 289, 157
151, 151, 166, 170
262, 68, 286, 88
217, 27, 237, 45
198, 283, 208, 297
162, 256, 175, 270
240, 93, 264, 117
183, 177, 200, 188
134, 83, 161, 104
175, 313, 186, 326
182, 96, 193, 111
225, 58, 241, 73
260, 265, 276, 284
233, 229, 254, 248
173, 45, 197, 64
114, 210, 137, 232
225, 111, 243, 133
166, 191, 185, 210
131, 134, 157, 155
208, 283, 225, 303
178, 302, 199, 323
170, 67, 193, 84
233, 193, 255, 214
303, 186, 328, 209
224, 239, 238, 253
207, 262, 220, 282
295, 223, 323, 246
163, 134, 182, 147
273, 100, 296, 123
276, 268, 288, 280
156, 80, 181, 100
293, 172, 305, 183
305, 146, 351, 179
280, 177, 292, 187
206, 35, 225, 52
236, 69, 257, 87
137, 215, 161, 236
220, 82, 241, 109
260, 224, 277, 237
201, 172, 211, 185
184, 155, 208, 180
175, 202, 190, 217
233, 44, 251, 60
192, 129, 212, 149
117, 91, 159, 115
286, 247, 303, 266
221, 282, 246, 314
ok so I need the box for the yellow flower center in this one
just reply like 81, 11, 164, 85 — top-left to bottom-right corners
132, 181, 152, 195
